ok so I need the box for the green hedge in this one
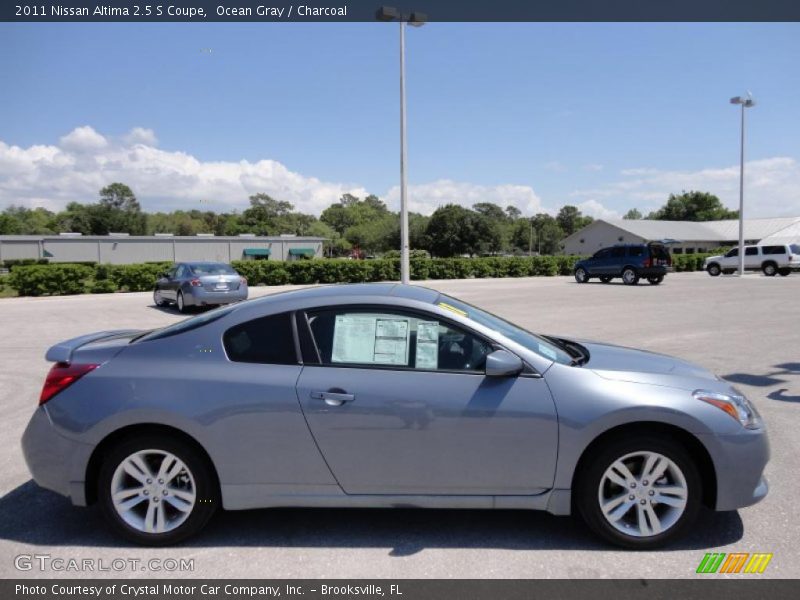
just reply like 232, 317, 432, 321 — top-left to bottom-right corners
8, 264, 93, 296
2, 258, 49, 270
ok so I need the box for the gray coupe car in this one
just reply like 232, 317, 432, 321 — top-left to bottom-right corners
153, 261, 248, 313
22, 284, 768, 548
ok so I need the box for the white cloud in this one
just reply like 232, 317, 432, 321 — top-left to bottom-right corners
583, 163, 604, 172
0, 127, 367, 214
571, 157, 800, 218
577, 199, 620, 219
123, 127, 158, 147
59, 126, 108, 151
384, 179, 545, 216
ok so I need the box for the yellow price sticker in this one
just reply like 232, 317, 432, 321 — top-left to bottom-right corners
437, 302, 468, 317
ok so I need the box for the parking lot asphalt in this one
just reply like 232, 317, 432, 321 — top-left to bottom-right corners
0, 272, 798, 579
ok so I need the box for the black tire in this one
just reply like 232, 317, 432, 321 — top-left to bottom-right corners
574, 268, 589, 284
778, 268, 791, 277
98, 434, 218, 546
762, 262, 778, 276
706, 263, 721, 277
575, 434, 702, 550
621, 267, 639, 286
153, 288, 168, 307
599, 276, 613, 284
176, 290, 188, 313
723, 269, 735, 275
647, 275, 664, 285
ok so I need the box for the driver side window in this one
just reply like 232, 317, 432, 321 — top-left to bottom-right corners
305, 309, 493, 373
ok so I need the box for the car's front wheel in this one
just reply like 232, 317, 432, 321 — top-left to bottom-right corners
706, 263, 721, 277
574, 268, 589, 283
622, 268, 639, 286
575, 435, 701, 549
647, 275, 664, 285
98, 435, 218, 545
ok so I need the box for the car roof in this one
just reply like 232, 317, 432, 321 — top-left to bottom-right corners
243, 283, 441, 308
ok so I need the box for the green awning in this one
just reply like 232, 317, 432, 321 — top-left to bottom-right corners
243, 248, 271, 256
288, 248, 315, 257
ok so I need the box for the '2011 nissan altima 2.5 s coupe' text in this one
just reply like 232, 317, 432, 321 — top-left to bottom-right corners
22, 284, 768, 548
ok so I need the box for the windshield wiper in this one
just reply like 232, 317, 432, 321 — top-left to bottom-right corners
544, 335, 588, 366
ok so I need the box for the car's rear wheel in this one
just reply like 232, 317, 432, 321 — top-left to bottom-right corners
706, 263, 721, 277
176, 291, 188, 313
98, 435, 217, 545
622, 268, 639, 286
599, 276, 613, 283
762, 262, 778, 276
576, 435, 701, 549
647, 275, 664, 285
153, 289, 168, 307
574, 268, 589, 283
778, 268, 791, 277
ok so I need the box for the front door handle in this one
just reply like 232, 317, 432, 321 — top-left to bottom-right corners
310, 390, 355, 406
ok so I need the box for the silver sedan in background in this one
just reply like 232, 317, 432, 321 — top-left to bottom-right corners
153, 261, 248, 312
22, 284, 768, 548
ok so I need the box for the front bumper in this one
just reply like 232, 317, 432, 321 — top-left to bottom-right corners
186, 286, 248, 307
698, 426, 770, 511
21, 407, 93, 506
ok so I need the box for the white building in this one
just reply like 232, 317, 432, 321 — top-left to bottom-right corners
562, 217, 800, 256
0, 233, 326, 264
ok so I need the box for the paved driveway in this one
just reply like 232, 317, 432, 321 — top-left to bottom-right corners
0, 272, 797, 578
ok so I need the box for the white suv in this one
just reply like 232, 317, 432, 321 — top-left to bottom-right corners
705, 243, 800, 276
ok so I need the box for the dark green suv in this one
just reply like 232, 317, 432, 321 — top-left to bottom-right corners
574, 242, 672, 285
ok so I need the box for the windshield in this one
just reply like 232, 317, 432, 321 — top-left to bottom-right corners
135, 304, 239, 343
436, 294, 573, 365
191, 263, 237, 275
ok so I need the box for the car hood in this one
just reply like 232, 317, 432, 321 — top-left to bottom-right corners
579, 340, 720, 391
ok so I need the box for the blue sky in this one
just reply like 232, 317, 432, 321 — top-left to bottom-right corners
1, 22, 799, 217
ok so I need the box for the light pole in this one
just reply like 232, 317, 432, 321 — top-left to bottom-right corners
377, 6, 426, 284
730, 93, 755, 277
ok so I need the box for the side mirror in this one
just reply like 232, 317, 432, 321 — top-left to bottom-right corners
160, 272, 169, 279
485, 349, 524, 377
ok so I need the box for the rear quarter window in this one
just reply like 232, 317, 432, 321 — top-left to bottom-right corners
761, 246, 786, 255
628, 246, 644, 257
223, 312, 298, 365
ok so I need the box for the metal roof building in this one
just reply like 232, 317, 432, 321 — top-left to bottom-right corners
0, 234, 326, 264
562, 217, 800, 255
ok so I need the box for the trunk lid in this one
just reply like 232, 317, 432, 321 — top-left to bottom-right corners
45, 330, 142, 364
199, 274, 241, 292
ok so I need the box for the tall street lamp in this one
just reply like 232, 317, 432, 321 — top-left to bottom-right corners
730, 93, 755, 277
377, 6, 426, 284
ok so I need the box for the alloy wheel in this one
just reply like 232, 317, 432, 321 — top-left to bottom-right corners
597, 451, 688, 538
110, 449, 196, 534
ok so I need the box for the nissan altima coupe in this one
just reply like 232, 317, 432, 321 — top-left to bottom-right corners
22, 284, 768, 548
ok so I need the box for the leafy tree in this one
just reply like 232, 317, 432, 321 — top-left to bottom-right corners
96, 183, 146, 234
530, 213, 564, 255
505, 205, 522, 219
425, 204, 482, 257
623, 208, 643, 220
556, 205, 592, 235
648, 191, 738, 221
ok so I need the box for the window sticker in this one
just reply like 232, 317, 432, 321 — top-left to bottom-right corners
373, 318, 410, 365
331, 315, 379, 364
538, 343, 558, 361
415, 321, 440, 369
331, 315, 410, 366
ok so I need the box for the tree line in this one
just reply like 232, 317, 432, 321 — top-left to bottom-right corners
0, 184, 736, 258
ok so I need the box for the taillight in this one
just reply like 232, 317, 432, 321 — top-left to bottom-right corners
241, 276, 247, 285
190, 278, 202, 287
40, 363, 98, 405
643, 257, 651, 268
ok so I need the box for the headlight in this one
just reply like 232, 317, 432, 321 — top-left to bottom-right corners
694, 389, 762, 429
